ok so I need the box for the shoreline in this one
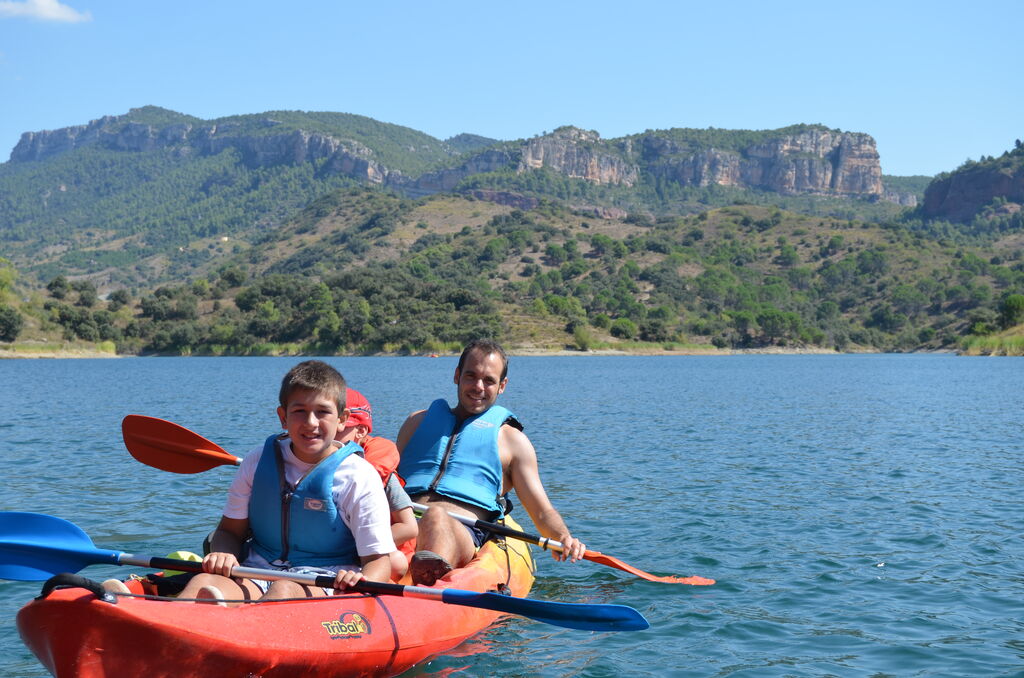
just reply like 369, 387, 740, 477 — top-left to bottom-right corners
3, 346, 952, 359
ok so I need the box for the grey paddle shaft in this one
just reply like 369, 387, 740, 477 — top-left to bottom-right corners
409, 502, 567, 553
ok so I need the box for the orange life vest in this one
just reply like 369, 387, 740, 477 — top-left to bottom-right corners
360, 435, 402, 485
360, 435, 416, 559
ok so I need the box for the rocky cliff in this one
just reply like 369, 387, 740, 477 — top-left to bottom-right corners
10, 112, 893, 204
519, 127, 639, 185
11, 114, 393, 185
631, 128, 884, 196
921, 154, 1024, 222
397, 125, 887, 200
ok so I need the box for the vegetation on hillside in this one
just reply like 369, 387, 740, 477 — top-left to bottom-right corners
622, 124, 844, 156
5, 188, 1023, 356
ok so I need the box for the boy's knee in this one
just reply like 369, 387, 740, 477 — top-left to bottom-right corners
265, 580, 305, 598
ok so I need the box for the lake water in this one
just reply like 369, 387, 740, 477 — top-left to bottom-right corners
1, 355, 1023, 677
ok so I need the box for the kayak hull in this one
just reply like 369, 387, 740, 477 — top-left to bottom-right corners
17, 525, 535, 678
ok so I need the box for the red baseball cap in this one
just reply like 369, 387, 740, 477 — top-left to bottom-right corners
345, 388, 373, 433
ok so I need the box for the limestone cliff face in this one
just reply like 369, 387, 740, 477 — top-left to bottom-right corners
11, 116, 118, 161
884, 189, 918, 207
519, 128, 638, 185
640, 129, 884, 196
9, 114, 890, 203
389, 127, 639, 196
11, 114, 390, 184
922, 160, 1024, 222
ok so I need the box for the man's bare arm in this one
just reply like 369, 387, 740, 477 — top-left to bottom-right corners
503, 426, 586, 561
395, 410, 426, 453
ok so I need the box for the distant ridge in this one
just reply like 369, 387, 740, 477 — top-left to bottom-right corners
8, 107, 899, 203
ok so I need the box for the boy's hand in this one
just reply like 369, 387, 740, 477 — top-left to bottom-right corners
202, 551, 240, 577
332, 569, 365, 592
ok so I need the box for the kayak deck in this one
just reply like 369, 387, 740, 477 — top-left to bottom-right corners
17, 522, 535, 678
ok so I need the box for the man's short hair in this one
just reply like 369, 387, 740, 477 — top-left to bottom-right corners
279, 360, 347, 410
458, 339, 509, 380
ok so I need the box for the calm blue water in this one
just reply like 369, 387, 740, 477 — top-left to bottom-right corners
1, 355, 1023, 677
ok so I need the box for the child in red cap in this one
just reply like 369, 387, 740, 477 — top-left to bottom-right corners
337, 388, 418, 579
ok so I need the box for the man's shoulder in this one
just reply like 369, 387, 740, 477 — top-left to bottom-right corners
498, 420, 533, 451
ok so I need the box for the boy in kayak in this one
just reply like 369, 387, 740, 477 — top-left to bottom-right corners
179, 360, 394, 603
397, 339, 586, 585
336, 388, 418, 579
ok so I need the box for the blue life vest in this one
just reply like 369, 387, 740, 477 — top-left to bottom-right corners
248, 434, 361, 568
398, 399, 518, 514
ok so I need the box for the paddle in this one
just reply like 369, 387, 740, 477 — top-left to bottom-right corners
122, 415, 713, 585
0, 512, 648, 632
123, 414, 241, 473
409, 503, 715, 586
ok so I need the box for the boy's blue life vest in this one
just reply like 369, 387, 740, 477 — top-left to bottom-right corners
399, 399, 519, 515
248, 434, 361, 568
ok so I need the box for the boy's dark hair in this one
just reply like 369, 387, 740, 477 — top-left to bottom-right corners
279, 360, 347, 410
458, 339, 509, 380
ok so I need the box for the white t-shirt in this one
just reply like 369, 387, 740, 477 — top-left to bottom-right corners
223, 439, 396, 568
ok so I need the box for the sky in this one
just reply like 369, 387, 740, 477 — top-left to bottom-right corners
0, 0, 1020, 177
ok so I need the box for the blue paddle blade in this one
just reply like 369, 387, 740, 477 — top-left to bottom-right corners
440, 588, 650, 632
0, 512, 121, 581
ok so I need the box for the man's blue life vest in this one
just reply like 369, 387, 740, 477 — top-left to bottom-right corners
398, 399, 518, 515
248, 434, 361, 568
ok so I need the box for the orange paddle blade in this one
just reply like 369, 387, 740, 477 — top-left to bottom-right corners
122, 415, 241, 474
583, 550, 715, 585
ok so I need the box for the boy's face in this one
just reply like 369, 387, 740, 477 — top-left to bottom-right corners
277, 388, 348, 463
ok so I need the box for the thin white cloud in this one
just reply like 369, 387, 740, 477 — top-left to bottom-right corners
0, 0, 91, 22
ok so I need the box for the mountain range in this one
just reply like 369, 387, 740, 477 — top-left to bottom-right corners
0, 106, 933, 287
0, 107, 1021, 356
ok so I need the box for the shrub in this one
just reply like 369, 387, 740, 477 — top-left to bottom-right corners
0, 305, 24, 342
610, 317, 638, 339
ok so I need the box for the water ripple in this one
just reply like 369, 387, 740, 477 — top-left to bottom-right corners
2, 355, 1024, 677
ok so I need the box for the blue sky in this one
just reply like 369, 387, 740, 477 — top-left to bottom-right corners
0, 0, 1020, 177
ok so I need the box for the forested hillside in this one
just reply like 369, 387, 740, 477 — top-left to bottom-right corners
3, 187, 1023, 356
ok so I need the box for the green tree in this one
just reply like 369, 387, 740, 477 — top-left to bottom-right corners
610, 317, 638, 339
757, 307, 802, 343
47, 275, 71, 300
775, 244, 799, 268
856, 250, 888, 276
107, 289, 132, 311
73, 280, 98, 308
891, 284, 928, 317
0, 305, 24, 342
999, 294, 1024, 328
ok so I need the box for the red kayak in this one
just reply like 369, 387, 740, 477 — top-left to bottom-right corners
17, 520, 536, 678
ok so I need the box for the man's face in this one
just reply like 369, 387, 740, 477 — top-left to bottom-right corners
277, 388, 344, 462
453, 349, 507, 417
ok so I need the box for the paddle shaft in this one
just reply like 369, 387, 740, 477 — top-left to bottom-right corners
126, 554, 646, 630
411, 502, 573, 553
100, 552, 648, 631
120, 553, 443, 599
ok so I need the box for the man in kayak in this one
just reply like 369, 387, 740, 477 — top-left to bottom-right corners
397, 339, 586, 585
179, 360, 395, 603
337, 388, 418, 579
